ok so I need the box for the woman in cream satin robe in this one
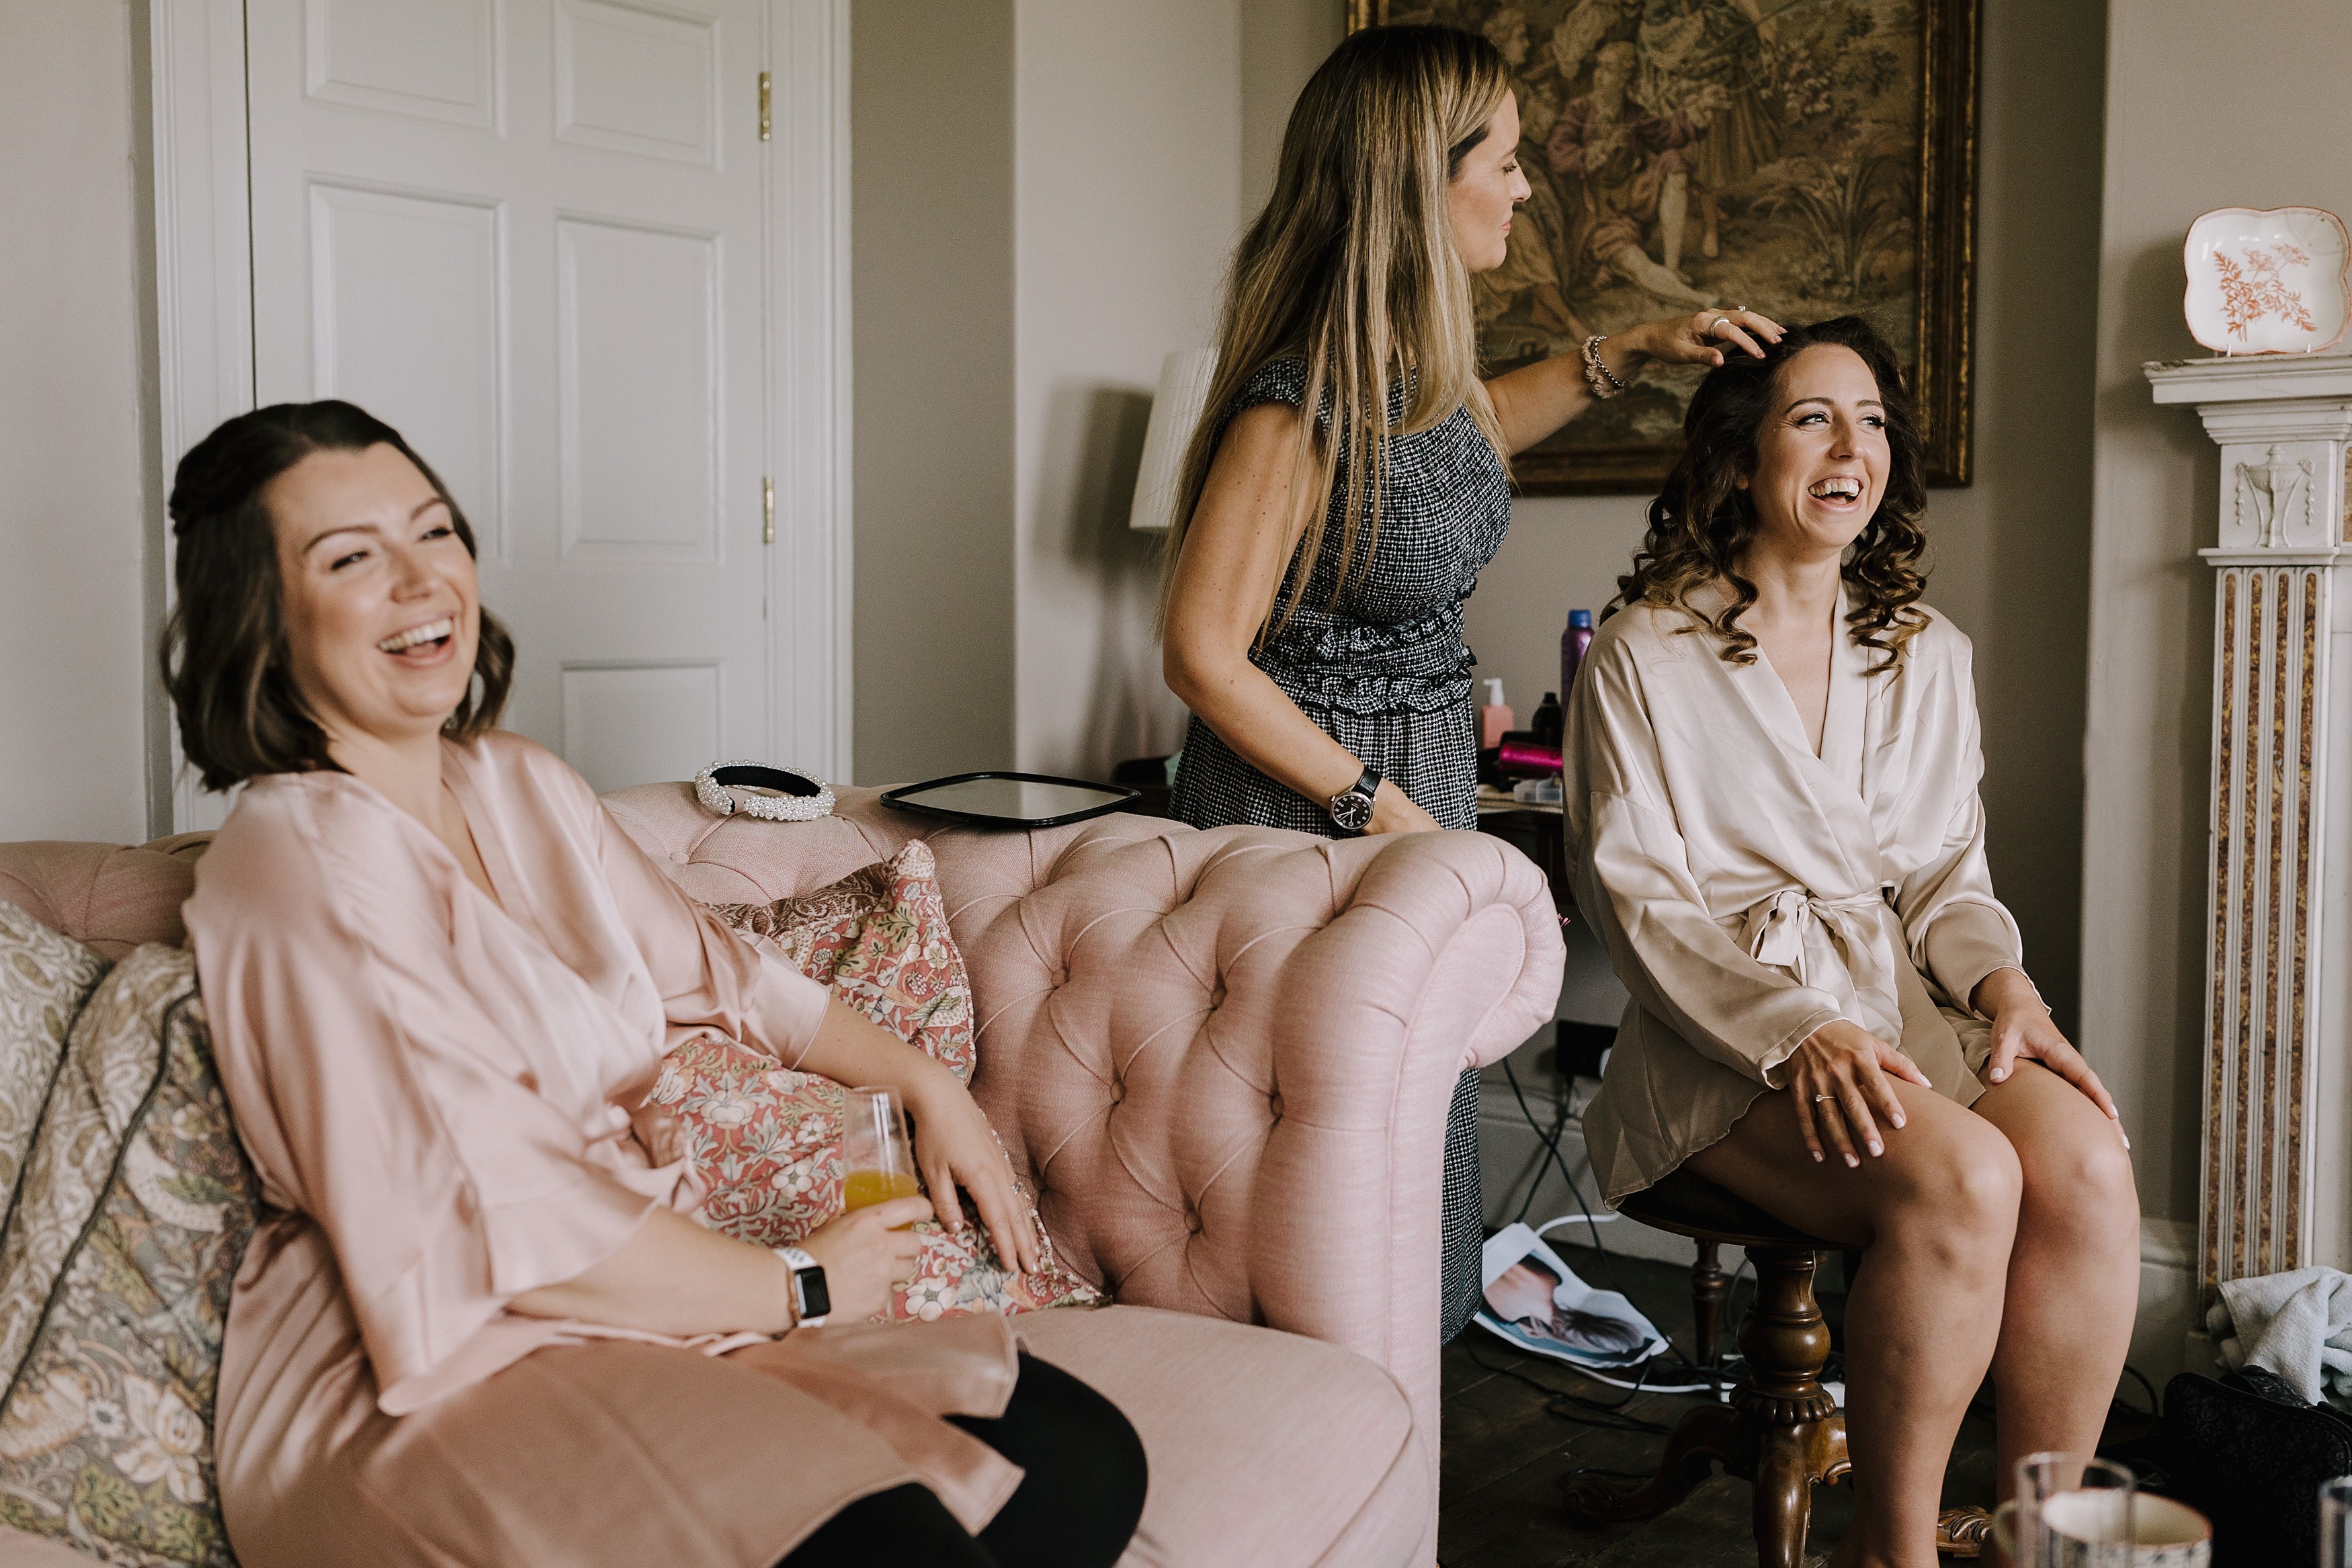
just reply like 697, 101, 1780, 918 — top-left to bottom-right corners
1566, 317, 2140, 1568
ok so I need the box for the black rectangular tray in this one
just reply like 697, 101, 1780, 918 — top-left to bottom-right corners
877, 771, 1142, 830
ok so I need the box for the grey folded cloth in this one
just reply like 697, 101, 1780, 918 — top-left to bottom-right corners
2206, 1266, 2352, 1404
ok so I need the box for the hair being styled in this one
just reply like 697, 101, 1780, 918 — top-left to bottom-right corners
1613, 316, 1929, 670
1158, 23, 1513, 636
161, 400, 513, 790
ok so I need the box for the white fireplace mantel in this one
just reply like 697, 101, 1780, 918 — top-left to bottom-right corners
2147, 351, 2352, 1303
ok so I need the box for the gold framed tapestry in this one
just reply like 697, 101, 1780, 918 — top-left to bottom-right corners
1349, 0, 1978, 490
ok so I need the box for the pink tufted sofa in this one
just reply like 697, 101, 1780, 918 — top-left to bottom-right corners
0, 784, 1562, 1567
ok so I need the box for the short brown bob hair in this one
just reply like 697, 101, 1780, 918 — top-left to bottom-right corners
161, 401, 514, 791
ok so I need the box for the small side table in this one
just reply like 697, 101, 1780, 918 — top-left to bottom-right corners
1474, 788, 1568, 913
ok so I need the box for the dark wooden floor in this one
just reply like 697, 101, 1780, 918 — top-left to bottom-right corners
1437, 1243, 2001, 1568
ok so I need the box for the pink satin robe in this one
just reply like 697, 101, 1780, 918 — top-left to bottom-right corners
187, 732, 1024, 1568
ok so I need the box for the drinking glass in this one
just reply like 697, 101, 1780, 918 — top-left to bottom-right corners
841, 1087, 921, 1217
1995, 1453, 2136, 1568
2321, 1475, 2352, 1568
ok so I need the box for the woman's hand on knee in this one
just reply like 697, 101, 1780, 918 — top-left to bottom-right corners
1976, 968, 2126, 1142
1785, 1020, 1932, 1168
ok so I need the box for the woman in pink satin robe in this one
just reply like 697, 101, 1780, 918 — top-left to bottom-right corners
165, 400, 1144, 1568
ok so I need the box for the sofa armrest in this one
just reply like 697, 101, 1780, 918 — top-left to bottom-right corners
923, 812, 1562, 1495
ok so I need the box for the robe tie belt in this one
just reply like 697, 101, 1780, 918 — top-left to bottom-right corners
1737, 887, 1890, 988
1732, 887, 1914, 1054
1731, 885, 1986, 1102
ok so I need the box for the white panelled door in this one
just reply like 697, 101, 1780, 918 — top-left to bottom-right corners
242, 0, 778, 795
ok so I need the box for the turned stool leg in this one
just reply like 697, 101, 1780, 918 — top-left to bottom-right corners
1734, 1246, 1851, 1568
1561, 1242, 1849, 1568
1691, 1239, 1729, 1370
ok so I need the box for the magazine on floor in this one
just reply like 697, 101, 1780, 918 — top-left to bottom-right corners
1474, 1222, 1667, 1370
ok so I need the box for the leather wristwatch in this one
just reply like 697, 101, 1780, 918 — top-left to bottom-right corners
773, 1245, 830, 1329
1327, 763, 1383, 835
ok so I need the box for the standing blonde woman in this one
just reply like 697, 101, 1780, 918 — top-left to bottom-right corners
1159, 21, 1783, 1341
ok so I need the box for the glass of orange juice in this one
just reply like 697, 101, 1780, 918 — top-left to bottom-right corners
842, 1086, 922, 1217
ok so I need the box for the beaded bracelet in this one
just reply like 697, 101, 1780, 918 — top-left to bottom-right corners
1580, 335, 1626, 400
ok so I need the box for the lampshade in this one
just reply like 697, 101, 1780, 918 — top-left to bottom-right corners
1126, 347, 1220, 531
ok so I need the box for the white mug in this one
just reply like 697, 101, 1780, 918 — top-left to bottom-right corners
1991, 1491, 2211, 1568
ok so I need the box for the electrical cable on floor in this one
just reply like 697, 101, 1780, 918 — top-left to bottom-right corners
1462, 1340, 1679, 1434
1508, 1069, 1577, 1228
1500, 1055, 1621, 1283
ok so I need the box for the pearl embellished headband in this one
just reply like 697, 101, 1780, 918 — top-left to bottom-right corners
694, 760, 836, 822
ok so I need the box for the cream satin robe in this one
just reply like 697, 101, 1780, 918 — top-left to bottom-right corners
187, 732, 1025, 1568
1565, 596, 2025, 1204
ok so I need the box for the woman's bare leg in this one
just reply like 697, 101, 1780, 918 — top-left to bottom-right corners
1969, 1060, 2140, 1499
1687, 1080, 2021, 1568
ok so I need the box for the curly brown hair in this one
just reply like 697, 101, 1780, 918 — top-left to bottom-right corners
161, 400, 514, 791
1611, 316, 1929, 671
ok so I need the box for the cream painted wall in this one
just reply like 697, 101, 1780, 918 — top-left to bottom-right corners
1241, 0, 1346, 216
1011, 0, 1243, 779
851, 1, 1018, 786
0, 1, 155, 843
1463, 0, 2107, 1036
854, 1, 1329, 783
2082, 0, 2352, 1224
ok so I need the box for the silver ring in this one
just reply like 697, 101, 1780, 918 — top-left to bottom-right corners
1709, 315, 1731, 335
1812, 1094, 1836, 1102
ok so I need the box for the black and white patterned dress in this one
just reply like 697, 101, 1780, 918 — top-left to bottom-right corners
1171, 356, 1513, 1343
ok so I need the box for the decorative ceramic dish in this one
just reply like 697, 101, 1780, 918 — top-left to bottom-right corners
2183, 206, 2352, 354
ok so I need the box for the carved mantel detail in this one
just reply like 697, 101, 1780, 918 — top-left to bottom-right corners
2148, 354, 2352, 1301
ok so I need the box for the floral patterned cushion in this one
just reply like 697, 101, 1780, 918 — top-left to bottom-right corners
0, 947, 258, 1567
650, 1036, 1100, 1321
711, 839, 974, 1084
674, 842, 1101, 1319
0, 903, 109, 1227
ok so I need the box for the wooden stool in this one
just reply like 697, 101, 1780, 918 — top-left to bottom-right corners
1558, 1166, 1850, 1568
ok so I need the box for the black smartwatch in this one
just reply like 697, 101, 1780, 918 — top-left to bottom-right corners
1327, 763, 1383, 835
772, 1245, 831, 1328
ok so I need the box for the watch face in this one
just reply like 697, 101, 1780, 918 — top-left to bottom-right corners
1329, 789, 1374, 832
796, 1267, 831, 1321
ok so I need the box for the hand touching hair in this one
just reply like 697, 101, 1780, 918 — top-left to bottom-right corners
1612, 316, 1929, 670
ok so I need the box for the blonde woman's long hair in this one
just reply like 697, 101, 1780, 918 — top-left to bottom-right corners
1158, 25, 1513, 640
